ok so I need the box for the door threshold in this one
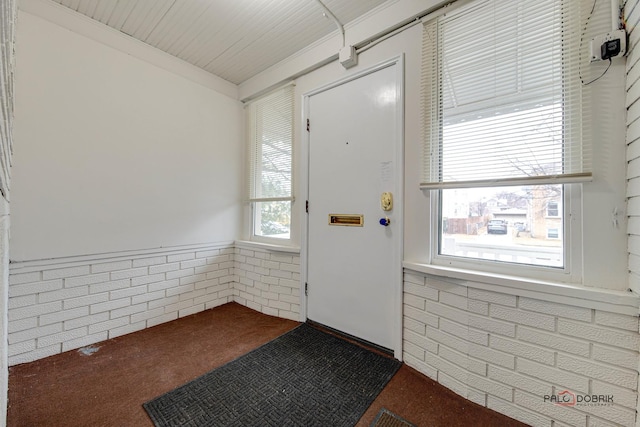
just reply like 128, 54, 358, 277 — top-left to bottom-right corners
306, 320, 395, 358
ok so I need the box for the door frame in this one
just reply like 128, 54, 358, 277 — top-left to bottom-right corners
300, 55, 405, 360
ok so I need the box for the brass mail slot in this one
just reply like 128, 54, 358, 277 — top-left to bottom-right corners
328, 214, 364, 227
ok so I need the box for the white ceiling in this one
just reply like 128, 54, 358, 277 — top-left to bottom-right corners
49, 0, 389, 85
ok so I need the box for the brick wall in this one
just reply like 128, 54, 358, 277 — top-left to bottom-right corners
8, 242, 302, 365
403, 270, 639, 426
8, 244, 237, 365
233, 245, 301, 321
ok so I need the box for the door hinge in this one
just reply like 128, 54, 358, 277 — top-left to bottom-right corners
305, 282, 308, 296
306, 200, 309, 213
306, 118, 310, 132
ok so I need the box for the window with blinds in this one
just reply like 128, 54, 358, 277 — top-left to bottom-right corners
422, 0, 592, 270
247, 85, 294, 239
421, 0, 591, 189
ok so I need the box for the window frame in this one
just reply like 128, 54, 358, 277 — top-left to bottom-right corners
246, 84, 295, 244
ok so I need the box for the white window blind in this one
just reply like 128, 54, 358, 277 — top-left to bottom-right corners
421, 0, 591, 189
247, 85, 294, 202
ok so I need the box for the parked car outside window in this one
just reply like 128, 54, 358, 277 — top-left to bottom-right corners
487, 219, 508, 234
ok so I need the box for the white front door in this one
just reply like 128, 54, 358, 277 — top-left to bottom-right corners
305, 58, 403, 356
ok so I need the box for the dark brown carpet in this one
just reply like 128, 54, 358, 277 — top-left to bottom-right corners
8, 302, 527, 427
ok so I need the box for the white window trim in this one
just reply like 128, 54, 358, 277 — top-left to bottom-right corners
429, 183, 583, 284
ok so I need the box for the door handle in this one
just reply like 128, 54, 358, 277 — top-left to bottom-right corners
379, 217, 390, 226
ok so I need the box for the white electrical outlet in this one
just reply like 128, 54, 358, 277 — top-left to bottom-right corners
590, 29, 626, 62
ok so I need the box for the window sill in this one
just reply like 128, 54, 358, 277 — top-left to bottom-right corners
403, 261, 639, 315
235, 240, 300, 254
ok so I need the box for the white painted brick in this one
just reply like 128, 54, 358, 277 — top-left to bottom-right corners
271, 270, 292, 280
438, 372, 469, 400
194, 293, 224, 307
196, 249, 219, 259
179, 289, 206, 302
9, 295, 36, 309
91, 260, 132, 274
245, 300, 260, 312
64, 293, 109, 310
588, 415, 630, 427
111, 303, 147, 319
467, 372, 513, 401
166, 268, 194, 280
131, 307, 165, 324
591, 380, 638, 410
88, 316, 129, 334
90, 298, 130, 315
262, 306, 279, 316
279, 293, 299, 304
194, 264, 222, 275
147, 295, 180, 310
468, 342, 515, 369
404, 340, 426, 361
246, 257, 261, 267
239, 249, 254, 257
488, 365, 552, 397
195, 279, 220, 290
43, 265, 90, 280
404, 316, 426, 335
517, 358, 589, 393
179, 274, 207, 286
556, 354, 637, 389
490, 305, 555, 331
440, 318, 487, 345
149, 262, 179, 274
268, 300, 290, 311
558, 319, 640, 351
62, 332, 108, 352
9, 323, 62, 345
65, 312, 109, 330
440, 291, 467, 310
10, 271, 41, 285
65, 272, 110, 288
167, 252, 195, 263
405, 306, 438, 328
207, 255, 230, 264
405, 329, 438, 354
38, 327, 87, 348
280, 263, 300, 273
404, 273, 425, 286
575, 398, 636, 426
10, 344, 60, 366
468, 288, 517, 307
179, 305, 205, 318
89, 279, 130, 294
132, 290, 165, 305
166, 283, 195, 297
594, 310, 639, 332
9, 301, 62, 321
403, 293, 425, 310
180, 259, 207, 270
490, 336, 555, 365
131, 273, 165, 286
425, 300, 469, 324
9, 340, 36, 357
592, 344, 638, 370
487, 396, 552, 427
147, 312, 178, 328
468, 299, 489, 315
439, 346, 486, 376
109, 321, 145, 339
110, 267, 147, 281
467, 389, 487, 407
517, 326, 590, 357
427, 326, 468, 354
468, 314, 516, 337
519, 297, 591, 322
132, 256, 166, 267
9, 317, 37, 334
10, 279, 63, 297
39, 286, 88, 304
404, 354, 438, 380
220, 261, 235, 270
108, 285, 146, 301
270, 253, 293, 263
279, 311, 299, 321
148, 279, 180, 293
40, 307, 89, 326
425, 278, 467, 296
429, 352, 469, 384
514, 390, 586, 426
261, 276, 279, 286
278, 278, 299, 289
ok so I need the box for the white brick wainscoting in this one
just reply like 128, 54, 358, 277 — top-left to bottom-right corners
7, 241, 302, 365
403, 267, 640, 427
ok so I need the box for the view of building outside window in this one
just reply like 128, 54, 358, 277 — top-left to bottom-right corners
440, 184, 563, 268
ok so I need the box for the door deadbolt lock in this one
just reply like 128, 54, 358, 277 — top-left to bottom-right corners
381, 192, 393, 211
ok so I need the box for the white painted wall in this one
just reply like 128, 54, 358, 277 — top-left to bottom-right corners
12, 10, 243, 261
